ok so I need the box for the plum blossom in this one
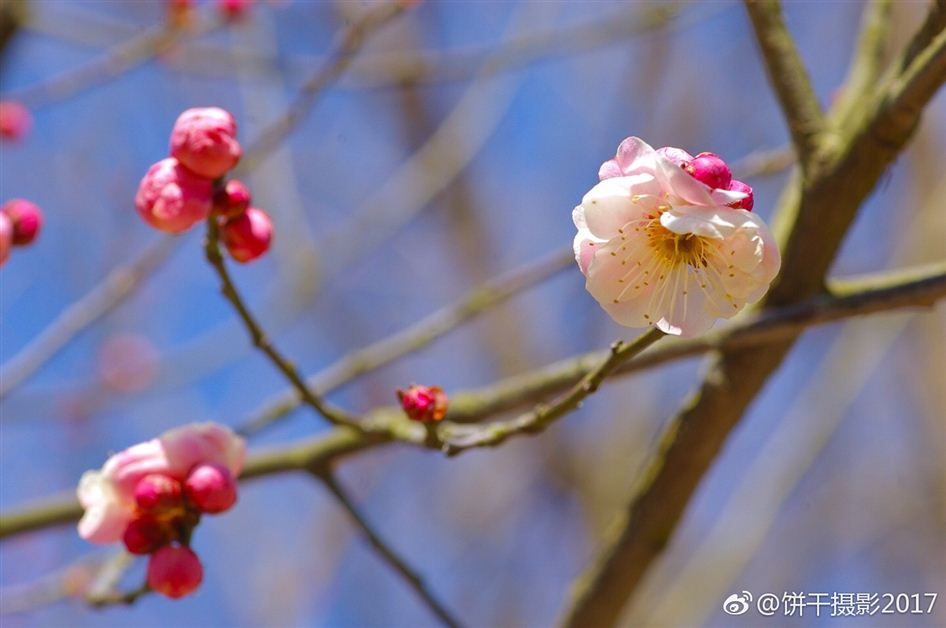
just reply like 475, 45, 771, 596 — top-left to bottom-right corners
574, 137, 780, 337
0, 101, 32, 141
77, 422, 245, 544
169, 107, 243, 179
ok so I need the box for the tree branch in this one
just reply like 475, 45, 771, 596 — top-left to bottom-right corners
203, 218, 363, 429
743, 0, 825, 168
439, 328, 665, 455
561, 3, 946, 622
317, 472, 462, 628
238, 248, 575, 435
2, 262, 944, 541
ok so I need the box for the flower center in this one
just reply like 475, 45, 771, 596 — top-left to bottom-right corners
645, 220, 707, 268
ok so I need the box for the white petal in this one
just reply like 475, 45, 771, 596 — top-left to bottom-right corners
578, 176, 657, 240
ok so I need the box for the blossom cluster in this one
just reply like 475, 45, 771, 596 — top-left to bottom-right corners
574, 137, 780, 337
0, 199, 43, 266
78, 423, 245, 598
135, 107, 273, 263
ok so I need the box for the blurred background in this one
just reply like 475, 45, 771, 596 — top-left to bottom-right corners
1, 1, 944, 626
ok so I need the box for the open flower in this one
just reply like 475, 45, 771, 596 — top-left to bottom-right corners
574, 137, 780, 337
77, 423, 245, 544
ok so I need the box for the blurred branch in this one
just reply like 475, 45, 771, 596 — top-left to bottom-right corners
237, 1, 408, 171
743, 0, 825, 169
203, 219, 362, 429
2, 261, 945, 540
33, 4, 694, 90
316, 472, 462, 628
561, 3, 946, 623
0, 236, 176, 399
239, 248, 575, 436
0, 0, 27, 58
729, 144, 794, 180
6, 15, 222, 110
832, 0, 894, 124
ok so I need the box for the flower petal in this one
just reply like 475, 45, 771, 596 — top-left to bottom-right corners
579, 175, 659, 241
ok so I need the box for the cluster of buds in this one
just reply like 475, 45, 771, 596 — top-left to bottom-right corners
0, 101, 31, 141
0, 199, 43, 266
655, 147, 754, 211
167, 0, 254, 25
135, 107, 273, 263
397, 384, 448, 422
77, 423, 245, 599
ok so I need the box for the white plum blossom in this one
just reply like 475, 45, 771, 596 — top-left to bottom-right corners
573, 137, 781, 337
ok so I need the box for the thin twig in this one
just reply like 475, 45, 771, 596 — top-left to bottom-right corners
0, 236, 177, 399
729, 144, 794, 180
3, 261, 945, 540
743, 0, 825, 169
203, 218, 362, 429
238, 248, 575, 436
439, 327, 665, 455
831, 0, 894, 124
317, 472, 463, 628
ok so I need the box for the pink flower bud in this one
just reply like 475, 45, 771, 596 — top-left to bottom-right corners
686, 152, 732, 190
2, 199, 43, 246
727, 179, 754, 211
122, 517, 173, 555
184, 463, 238, 514
0, 101, 32, 141
396, 384, 448, 422
147, 545, 203, 599
656, 146, 693, 169
218, 0, 254, 20
169, 107, 242, 179
213, 179, 251, 218
220, 207, 272, 263
135, 474, 184, 515
135, 157, 214, 234
0, 212, 13, 266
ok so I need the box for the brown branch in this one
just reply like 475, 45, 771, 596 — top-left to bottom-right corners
743, 0, 826, 168
317, 472, 462, 628
203, 218, 362, 429
439, 328, 665, 455
238, 248, 575, 435
561, 3, 946, 623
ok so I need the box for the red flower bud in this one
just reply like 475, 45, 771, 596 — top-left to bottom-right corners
213, 179, 252, 219
220, 207, 272, 263
727, 179, 754, 211
147, 545, 203, 599
184, 463, 238, 514
396, 384, 448, 422
123, 517, 173, 555
135, 474, 184, 515
686, 152, 732, 190
2, 199, 43, 246
0, 101, 32, 141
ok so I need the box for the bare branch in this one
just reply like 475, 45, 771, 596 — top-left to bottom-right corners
2, 261, 944, 541
743, 0, 825, 167
238, 248, 575, 436
317, 472, 463, 628
203, 218, 362, 429
439, 328, 665, 455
